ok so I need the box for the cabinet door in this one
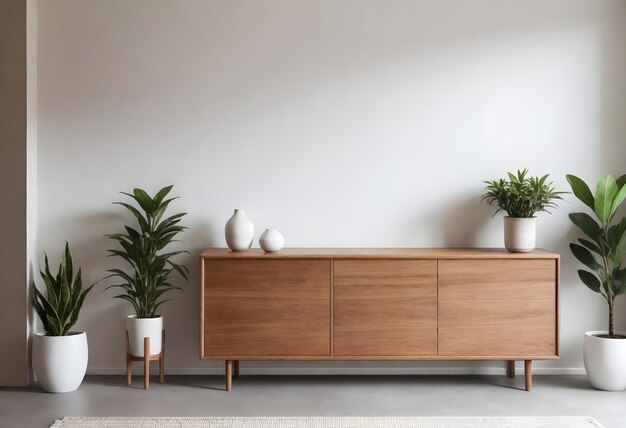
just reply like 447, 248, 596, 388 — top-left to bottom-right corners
203, 259, 331, 357
334, 259, 437, 356
438, 259, 557, 357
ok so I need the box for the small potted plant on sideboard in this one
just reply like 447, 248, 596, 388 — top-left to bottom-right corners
482, 168, 564, 252
32, 242, 95, 393
106, 185, 188, 359
566, 173, 626, 391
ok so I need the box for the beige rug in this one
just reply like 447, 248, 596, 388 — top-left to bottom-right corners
50, 416, 605, 428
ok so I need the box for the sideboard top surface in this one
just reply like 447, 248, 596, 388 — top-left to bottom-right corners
200, 248, 559, 259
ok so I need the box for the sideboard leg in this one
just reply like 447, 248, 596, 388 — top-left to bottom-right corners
507, 360, 515, 378
225, 360, 233, 392
234, 360, 240, 378
524, 360, 532, 391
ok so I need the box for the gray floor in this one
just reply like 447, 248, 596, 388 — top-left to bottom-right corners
1, 375, 625, 428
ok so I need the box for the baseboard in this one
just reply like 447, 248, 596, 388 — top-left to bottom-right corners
87, 367, 586, 376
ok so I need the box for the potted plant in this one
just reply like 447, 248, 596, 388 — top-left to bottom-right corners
107, 185, 188, 358
32, 243, 95, 393
566, 173, 626, 391
482, 168, 564, 252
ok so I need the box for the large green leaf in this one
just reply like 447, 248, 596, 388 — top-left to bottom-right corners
614, 230, 626, 268
594, 174, 618, 225
610, 183, 626, 221
578, 238, 602, 256
566, 174, 595, 211
578, 270, 602, 293
570, 243, 601, 271
569, 212, 602, 241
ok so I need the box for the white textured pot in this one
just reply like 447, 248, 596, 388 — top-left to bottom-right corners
127, 315, 163, 357
583, 330, 626, 391
259, 229, 285, 252
32, 331, 88, 393
225, 209, 254, 251
504, 216, 536, 253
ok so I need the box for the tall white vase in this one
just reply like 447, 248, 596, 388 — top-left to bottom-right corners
225, 209, 254, 251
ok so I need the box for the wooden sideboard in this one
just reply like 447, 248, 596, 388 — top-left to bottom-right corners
200, 248, 560, 391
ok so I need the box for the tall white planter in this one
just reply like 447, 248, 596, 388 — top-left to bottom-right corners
127, 315, 163, 357
225, 209, 254, 251
32, 331, 88, 393
583, 330, 626, 391
504, 216, 536, 253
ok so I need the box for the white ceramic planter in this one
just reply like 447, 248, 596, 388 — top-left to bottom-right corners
259, 229, 285, 252
583, 330, 626, 391
127, 315, 163, 357
32, 331, 88, 393
225, 209, 254, 251
504, 216, 536, 253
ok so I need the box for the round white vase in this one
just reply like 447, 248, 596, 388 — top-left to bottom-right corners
127, 315, 163, 357
32, 331, 88, 393
259, 229, 285, 252
504, 216, 536, 253
583, 330, 626, 391
225, 209, 254, 251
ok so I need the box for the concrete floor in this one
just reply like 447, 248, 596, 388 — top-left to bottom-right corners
1, 375, 625, 428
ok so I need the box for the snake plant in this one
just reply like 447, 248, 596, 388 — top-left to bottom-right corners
32, 242, 95, 336
106, 185, 189, 318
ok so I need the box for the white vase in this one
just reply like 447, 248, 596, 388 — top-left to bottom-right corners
127, 315, 163, 357
583, 330, 626, 391
225, 209, 254, 251
32, 331, 88, 393
504, 216, 536, 252
259, 229, 285, 252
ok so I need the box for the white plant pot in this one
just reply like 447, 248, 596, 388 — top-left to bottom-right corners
583, 330, 626, 391
225, 209, 254, 251
32, 331, 88, 393
127, 315, 163, 357
259, 229, 285, 252
504, 216, 536, 253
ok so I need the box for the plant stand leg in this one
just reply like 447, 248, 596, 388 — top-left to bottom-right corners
507, 360, 515, 378
234, 360, 239, 378
125, 331, 132, 385
225, 360, 233, 392
524, 360, 532, 391
144, 337, 150, 390
159, 330, 165, 384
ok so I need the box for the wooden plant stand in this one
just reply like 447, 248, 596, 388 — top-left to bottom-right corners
125, 330, 165, 390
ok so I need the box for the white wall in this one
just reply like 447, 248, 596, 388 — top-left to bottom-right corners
37, 0, 626, 375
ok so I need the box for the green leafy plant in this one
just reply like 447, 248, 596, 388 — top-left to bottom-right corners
567, 173, 626, 338
482, 168, 564, 218
107, 185, 189, 318
32, 242, 95, 336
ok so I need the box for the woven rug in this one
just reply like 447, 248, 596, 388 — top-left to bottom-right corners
50, 416, 605, 428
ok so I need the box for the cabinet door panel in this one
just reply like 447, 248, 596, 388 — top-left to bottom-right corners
438, 259, 557, 357
334, 259, 437, 356
203, 259, 331, 357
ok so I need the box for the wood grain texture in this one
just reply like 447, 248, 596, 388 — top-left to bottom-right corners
203, 259, 331, 357
334, 260, 437, 356
201, 248, 559, 259
438, 260, 557, 357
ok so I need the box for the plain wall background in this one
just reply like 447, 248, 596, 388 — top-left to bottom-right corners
36, 0, 626, 374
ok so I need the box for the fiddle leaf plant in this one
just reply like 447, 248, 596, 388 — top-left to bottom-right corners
482, 168, 564, 218
566, 173, 626, 338
32, 242, 95, 336
106, 185, 189, 318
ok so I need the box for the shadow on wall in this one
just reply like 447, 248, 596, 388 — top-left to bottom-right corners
439, 194, 493, 247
